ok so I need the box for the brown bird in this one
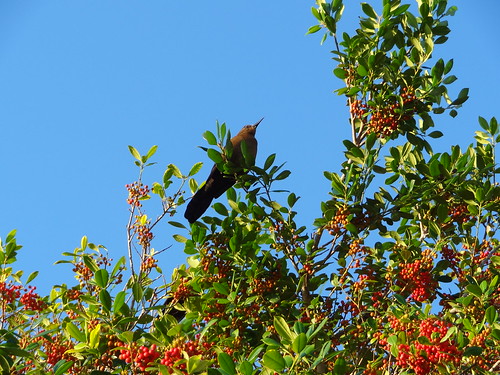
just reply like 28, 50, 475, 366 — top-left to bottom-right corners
184, 118, 263, 223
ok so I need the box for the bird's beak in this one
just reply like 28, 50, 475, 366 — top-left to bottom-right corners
253, 117, 264, 128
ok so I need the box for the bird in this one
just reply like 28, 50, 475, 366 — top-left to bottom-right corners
184, 118, 263, 223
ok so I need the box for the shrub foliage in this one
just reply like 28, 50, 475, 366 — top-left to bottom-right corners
1, 0, 499, 374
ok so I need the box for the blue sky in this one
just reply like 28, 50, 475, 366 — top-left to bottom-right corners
1, 1, 499, 293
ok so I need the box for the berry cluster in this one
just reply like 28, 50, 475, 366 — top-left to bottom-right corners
327, 206, 350, 234
140, 255, 157, 272
40, 334, 75, 367
0, 281, 22, 304
119, 344, 160, 373
448, 203, 472, 223
350, 88, 418, 138
465, 327, 500, 370
126, 182, 150, 207
72, 261, 94, 284
66, 288, 83, 301
396, 318, 461, 375
20, 286, 46, 311
172, 277, 191, 302
134, 215, 154, 248
160, 341, 200, 373
201, 249, 231, 282
397, 251, 437, 302
249, 266, 281, 294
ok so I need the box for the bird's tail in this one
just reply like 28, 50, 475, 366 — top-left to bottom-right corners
184, 186, 213, 224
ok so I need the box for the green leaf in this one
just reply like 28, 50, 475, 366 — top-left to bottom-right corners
94, 269, 109, 288
292, 332, 307, 354
463, 346, 483, 356
485, 305, 498, 325
89, 324, 101, 349
188, 162, 203, 177
145, 145, 158, 162
54, 360, 74, 375
99, 290, 112, 313
83, 255, 98, 273
443, 75, 457, 84
132, 282, 143, 302
26, 271, 39, 284
417, 335, 431, 345
274, 316, 295, 343
428, 130, 443, 138
113, 291, 126, 314
361, 2, 377, 19
356, 64, 368, 77
263, 349, 286, 372
173, 234, 187, 243
203, 131, 217, 145
275, 170, 291, 180
213, 282, 229, 296
333, 68, 347, 79
218, 352, 236, 375
213, 203, 228, 216
167, 164, 183, 179
264, 153, 276, 170
128, 145, 142, 161
306, 25, 322, 34
168, 221, 187, 229
451, 88, 469, 106
65, 322, 86, 343
333, 357, 347, 374
238, 361, 253, 375
466, 284, 482, 298
207, 148, 223, 164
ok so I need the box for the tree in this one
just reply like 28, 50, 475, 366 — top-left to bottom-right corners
1, 0, 499, 374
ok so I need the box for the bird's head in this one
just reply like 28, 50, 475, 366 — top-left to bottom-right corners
240, 117, 264, 136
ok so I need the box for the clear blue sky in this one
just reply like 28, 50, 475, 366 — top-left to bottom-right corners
1, 1, 499, 293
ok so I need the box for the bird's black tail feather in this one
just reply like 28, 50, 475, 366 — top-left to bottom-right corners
184, 186, 214, 223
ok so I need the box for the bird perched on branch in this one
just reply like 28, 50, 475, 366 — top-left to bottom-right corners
184, 118, 263, 223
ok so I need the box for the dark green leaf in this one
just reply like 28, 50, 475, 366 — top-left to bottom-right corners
463, 346, 482, 356
466, 284, 482, 298
113, 291, 126, 314
333, 68, 347, 79
99, 289, 112, 313
218, 352, 236, 375
275, 170, 291, 181
168, 221, 187, 229
292, 332, 307, 354
428, 130, 443, 138
213, 203, 228, 216
238, 361, 253, 375
203, 131, 217, 145
485, 305, 498, 325
132, 282, 144, 302
274, 316, 294, 343
361, 3, 378, 19
207, 149, 223, 164
94, 269, 109, 288
264, 153, 276, 170
26, 271, 39, 284
333, 357, 347, 374
65, 322, 86, 343
54, 360, 75, 375
213, 282, 229, 296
